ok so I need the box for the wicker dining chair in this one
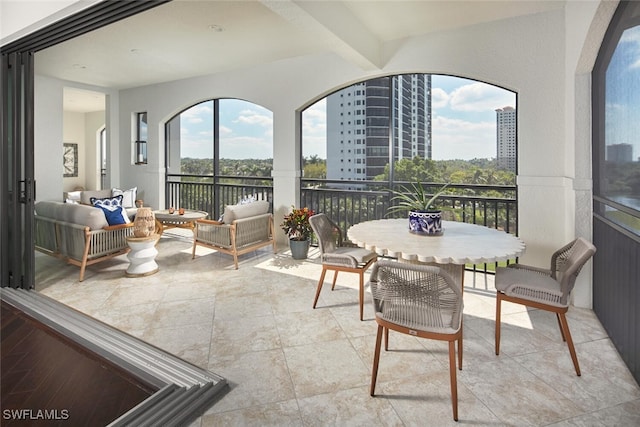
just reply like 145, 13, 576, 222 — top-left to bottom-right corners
369, 260, 463, 421
495, 237, 596, 376
309, 214, 377, 321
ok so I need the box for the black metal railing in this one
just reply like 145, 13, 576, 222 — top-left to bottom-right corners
164, 175, 518, 279
165, 174, 273, 220
301, 179, 517, 235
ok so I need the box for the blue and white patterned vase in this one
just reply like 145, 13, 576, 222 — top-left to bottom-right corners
408, 210, 443, 236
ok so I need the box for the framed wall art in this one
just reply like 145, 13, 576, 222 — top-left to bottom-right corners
63, 143, 78, 177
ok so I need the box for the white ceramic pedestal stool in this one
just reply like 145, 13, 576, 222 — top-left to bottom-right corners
125, 234, 161, 277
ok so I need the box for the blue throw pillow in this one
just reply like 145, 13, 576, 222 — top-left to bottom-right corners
94, 204, 129, 226
91, 195, 129, 226
90, 194, 123, 207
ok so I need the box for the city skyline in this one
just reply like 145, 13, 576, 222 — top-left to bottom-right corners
179, 75, 516, 161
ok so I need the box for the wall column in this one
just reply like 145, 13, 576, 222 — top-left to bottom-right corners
271, 109, 301, 248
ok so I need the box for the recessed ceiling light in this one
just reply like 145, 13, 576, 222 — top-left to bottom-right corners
208, 24, 224, 32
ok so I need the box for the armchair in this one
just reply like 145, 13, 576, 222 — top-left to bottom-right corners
309, 213, 377, 320
369, 260, 463, 421
191, 201, 275, 269
495, 237, 597, 376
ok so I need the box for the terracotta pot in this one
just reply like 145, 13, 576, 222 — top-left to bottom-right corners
133, 207, 156, 237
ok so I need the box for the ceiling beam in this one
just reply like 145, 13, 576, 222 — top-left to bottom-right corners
260, 0, 382, 70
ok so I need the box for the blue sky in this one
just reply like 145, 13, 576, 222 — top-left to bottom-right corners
606, 25, 640, 161
180, 77, 516, 161
180, 99, 273, 159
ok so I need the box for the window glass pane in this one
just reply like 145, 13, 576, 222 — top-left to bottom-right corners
166, 101, 213, 175
137, 112, 148, 141
604, 25, 640, 215
219, 99, 273, 177
302, 74, 516, 185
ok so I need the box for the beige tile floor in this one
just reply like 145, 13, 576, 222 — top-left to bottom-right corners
35, 230, 640, 426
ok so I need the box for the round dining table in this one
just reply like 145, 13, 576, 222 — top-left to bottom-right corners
347, 219, 526, 287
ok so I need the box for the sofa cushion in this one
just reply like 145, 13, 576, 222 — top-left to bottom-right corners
36, 201, 109, 230
80, 189, 112, 205
112, 187, 137, 208
223, 200, 269, 223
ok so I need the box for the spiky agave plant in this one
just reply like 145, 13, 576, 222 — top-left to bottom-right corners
387, 182, 450, 216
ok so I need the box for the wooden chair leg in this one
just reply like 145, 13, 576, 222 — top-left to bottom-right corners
384, 327, 389, 351
370, 324, 384, 396
359, 272, 365, 321
448, 340, 459, 421
458, 328, 463, 370
556, 313, 567, 342
313, 268, 328, 309
495, 292, 502, 355
331, 270, 339, 290
558, 312, 581, 376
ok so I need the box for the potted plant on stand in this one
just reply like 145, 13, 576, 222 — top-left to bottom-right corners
281, 206, 315, 259
387, 182, 450, 235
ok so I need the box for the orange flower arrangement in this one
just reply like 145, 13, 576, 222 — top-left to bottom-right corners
281, 206, 315, 241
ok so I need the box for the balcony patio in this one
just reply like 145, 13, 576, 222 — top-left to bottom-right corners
33, 228, 640, 426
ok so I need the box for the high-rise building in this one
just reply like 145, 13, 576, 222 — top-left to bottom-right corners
326, 75, 431, 182
607, 143, 633, 163
496, 106, 517, 172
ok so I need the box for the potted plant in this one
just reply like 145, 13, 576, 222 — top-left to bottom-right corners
387, 182, 450, 235
281, 206, 315, 259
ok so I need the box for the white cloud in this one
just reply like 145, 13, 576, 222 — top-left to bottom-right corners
302, 100, 327, 157
181, 102, 213, 124
235, 109, 273, 127
219, 125, 232, 136
449, 82, 514, 112
431, 87, 449, 109
432, 114, 496, 160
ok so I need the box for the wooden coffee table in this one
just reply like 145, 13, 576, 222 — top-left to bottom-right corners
153, 209, 208, 234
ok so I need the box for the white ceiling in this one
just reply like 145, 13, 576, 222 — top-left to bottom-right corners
31, 0, 565, 112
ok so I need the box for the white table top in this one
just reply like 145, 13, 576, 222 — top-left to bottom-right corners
347, 219, 525, 265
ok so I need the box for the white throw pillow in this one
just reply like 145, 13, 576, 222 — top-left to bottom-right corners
221, 200, 270, 223
112, 187, 137, 208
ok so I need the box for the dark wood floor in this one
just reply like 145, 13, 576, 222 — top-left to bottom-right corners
1, 301, 157, 426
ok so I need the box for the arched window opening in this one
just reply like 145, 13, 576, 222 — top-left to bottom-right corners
165, 99, 273, 219
594, 20, 640, 236
301, 73, 518, 240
